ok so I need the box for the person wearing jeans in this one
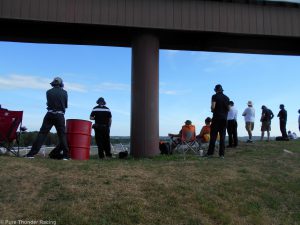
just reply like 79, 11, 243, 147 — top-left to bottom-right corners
25, 77, 69, 160
90, 97, 112, 159
206, 84, 230, 158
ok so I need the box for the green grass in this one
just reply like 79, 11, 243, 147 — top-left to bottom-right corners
0, 140, 300, 225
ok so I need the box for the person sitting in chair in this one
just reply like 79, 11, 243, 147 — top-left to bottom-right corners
168, 120, 195, 150
196, 117, 212, 143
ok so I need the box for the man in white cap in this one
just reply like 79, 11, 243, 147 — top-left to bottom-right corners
242, 101, 255, 143
25, 77, 69, 160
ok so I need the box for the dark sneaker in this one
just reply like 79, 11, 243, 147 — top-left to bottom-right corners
62, 157, 70, 161
246, 139, 253, 143
219, 156, 225, 159
49, 153, 64, 160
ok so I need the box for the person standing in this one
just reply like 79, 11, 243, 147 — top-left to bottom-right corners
298, 109, 300, 132
90, 97, 112, 159
25, 77, 69, 160
260, 105, 274, 141
227, 101, 238, 148
206, 84, 230, 158
277, 104, 288, 140
242, 101, 255, 143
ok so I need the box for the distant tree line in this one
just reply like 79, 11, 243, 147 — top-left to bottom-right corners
17, 132, 130, 147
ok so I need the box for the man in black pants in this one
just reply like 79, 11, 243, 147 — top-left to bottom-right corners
277, 104, 288, 140
90, 97, 112, 159
227, 101, 238, 148
25, 77, 69, 160
206, 84, 230, 158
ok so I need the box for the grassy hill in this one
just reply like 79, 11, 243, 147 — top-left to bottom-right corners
0, 140, 300, 225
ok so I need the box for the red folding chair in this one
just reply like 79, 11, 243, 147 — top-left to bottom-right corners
0, 109, 25, 156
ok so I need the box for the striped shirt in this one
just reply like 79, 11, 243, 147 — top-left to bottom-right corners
90, 105, 112, 125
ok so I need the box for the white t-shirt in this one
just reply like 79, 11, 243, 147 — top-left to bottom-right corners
227, 106, 238, 120
242, 107, 255, 122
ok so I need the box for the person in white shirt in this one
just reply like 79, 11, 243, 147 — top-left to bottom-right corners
227, 101, 238, 147
242, 101, 255, 143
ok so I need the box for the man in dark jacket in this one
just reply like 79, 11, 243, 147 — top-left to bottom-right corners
260, 105, 274, 142
206, 84, 230, 158
90, 97, 112, 159
277, 104, 288, 140
25, 77, 69, 160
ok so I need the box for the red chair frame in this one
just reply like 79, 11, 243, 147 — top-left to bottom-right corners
0, 109, 24, 156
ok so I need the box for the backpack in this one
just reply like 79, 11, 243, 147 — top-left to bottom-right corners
159, 141, 172, 155
118, 151, 128, 159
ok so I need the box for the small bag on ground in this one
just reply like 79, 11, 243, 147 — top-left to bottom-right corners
159, 141, 172, 155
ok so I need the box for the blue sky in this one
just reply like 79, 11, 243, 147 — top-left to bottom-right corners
1, 41, 300, 137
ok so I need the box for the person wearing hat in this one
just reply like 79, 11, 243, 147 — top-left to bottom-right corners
242, 101, 255, 143
90, 97, 112, 159
205, 84, 230, 158
25, 77, 69, 160
277, 104, 288, 140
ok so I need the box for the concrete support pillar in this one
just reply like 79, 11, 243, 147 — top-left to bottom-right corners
130, 33, 159, 157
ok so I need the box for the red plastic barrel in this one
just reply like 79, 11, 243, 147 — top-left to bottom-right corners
66, 119, 92, 160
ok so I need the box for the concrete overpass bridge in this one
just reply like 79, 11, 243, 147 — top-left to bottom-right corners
1, 0, 300, 157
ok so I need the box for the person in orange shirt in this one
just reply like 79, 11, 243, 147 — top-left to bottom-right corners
168, 120, 195, 150
196, 117, 212, 143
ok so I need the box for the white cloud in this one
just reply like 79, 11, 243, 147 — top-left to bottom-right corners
203, 67, 215, 73
93, 82, 130, 91
212, 54, 259, 67
159, 82, 168, 86
64, 82, 87, 92
213, 55, 244, 67
160, 89, 191, 95
0, 74, 87, 92
0, 74, 50, 90
160, 90, 178, 95
111, 108, 130, 116
194, 52, 256, 68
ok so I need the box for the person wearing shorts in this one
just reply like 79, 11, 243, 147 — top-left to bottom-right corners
242, 101, 255, 143
260, 105, 274, 141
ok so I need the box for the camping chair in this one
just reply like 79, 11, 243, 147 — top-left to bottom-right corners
0, 109, 25, 156
173, 125, 200, 159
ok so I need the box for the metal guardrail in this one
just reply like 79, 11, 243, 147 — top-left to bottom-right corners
1, 144, 131, 157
